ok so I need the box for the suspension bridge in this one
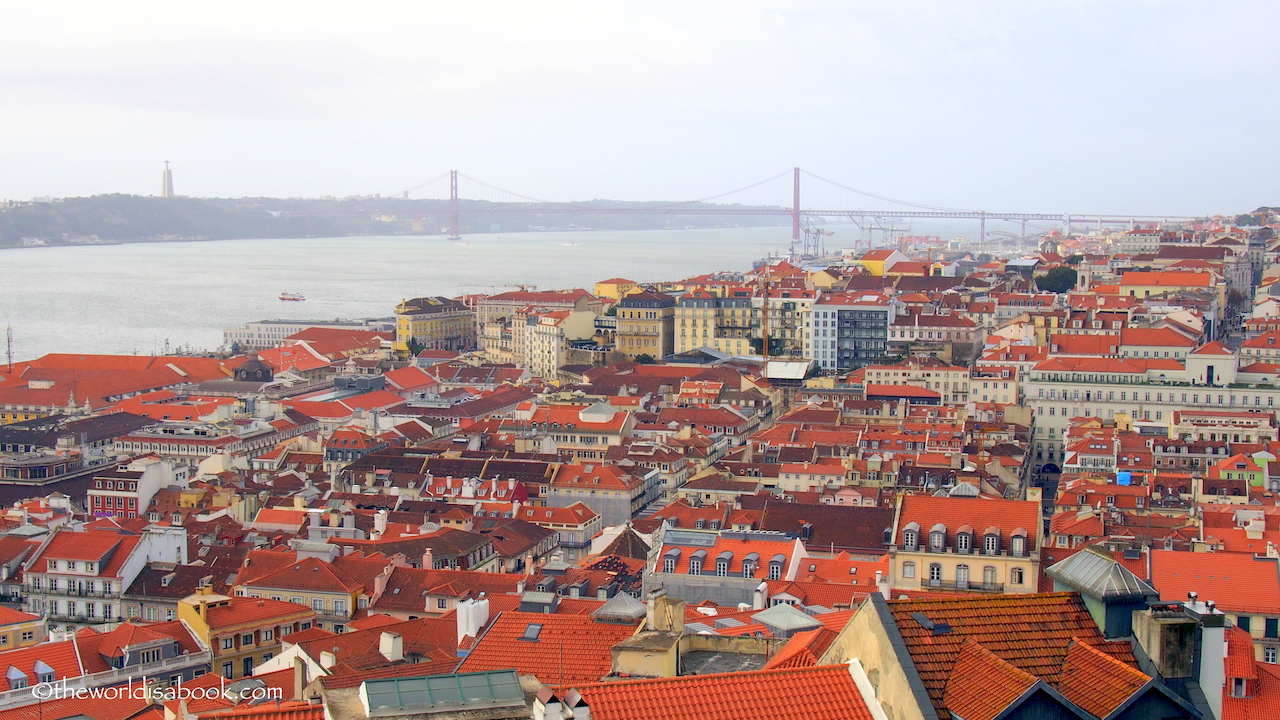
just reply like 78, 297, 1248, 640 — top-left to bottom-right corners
293, 168, 1200, 244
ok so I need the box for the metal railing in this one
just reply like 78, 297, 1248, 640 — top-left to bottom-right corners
0, 650, 212, 710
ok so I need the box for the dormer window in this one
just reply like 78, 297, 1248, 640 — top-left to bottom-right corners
902, 522, 920, 551
929, 524, 947, 552
983, 533, 1000, 555
1010, 531, 1027, 557
957, 532, 972, 554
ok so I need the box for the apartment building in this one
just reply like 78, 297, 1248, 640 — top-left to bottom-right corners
178, 591, 315, 680
24, 525, 187, 630
393, 296, 474, 354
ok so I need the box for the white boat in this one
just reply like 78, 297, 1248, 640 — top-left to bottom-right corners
279, 292, 306, 301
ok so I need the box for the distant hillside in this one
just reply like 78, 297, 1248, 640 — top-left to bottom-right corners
0, 194, 789, 248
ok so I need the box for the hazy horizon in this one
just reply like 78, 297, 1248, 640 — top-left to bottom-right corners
3, 2, 1277, 215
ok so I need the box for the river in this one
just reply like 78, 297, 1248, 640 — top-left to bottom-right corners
1, 227, 819, 360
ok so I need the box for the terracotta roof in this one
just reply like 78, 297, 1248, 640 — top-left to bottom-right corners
886, 593, 1137, 714
1120, 271, 1213, 287
1121, 550, 1280, 614
199, 596, 315, 631
761, 628, 839, 670
240, 556, 364, 594
1119, 327, 1197, 348
0, 638, 83, 685
942, 640, 1039, 720
456, 610, 640, 685
572, 664, 876, 720
0, 607, 39, 625
895, 495, 1040, 551
1057, 639, 1150, 718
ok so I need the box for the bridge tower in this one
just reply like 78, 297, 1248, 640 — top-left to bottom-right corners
448, 170, 460, 240
792, 167, 801, 242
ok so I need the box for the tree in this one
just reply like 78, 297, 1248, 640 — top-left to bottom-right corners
1036, 266, 1078, 293
634, 353, 656, 364
1064, 255, 1083, 265
604, 306, 617, 316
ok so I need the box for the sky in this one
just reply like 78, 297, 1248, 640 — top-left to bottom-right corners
1, 1, 1276, 215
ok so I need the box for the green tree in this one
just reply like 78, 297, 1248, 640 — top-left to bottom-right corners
634, 353, 656, 364
1064, 255, 1083, 265
1036, 267, 1078, 293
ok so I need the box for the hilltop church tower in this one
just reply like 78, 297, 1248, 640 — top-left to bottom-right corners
161, 160, 174, 198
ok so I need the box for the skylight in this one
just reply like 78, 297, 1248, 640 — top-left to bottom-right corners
521, 623, 543, 641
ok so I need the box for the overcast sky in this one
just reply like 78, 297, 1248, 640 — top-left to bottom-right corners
1, 1, 1275, 215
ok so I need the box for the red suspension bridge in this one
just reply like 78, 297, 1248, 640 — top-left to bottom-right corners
294, 168, 1200, 243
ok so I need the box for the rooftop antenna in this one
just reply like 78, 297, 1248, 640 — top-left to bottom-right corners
5, 324, 11, 373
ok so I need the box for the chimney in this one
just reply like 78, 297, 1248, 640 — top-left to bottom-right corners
292, 656, 306, 701
375, 509, 388, 535
319, 651, 336, 670
379, 631, 403, 663
875, 570, 891, 600
422, 548, 434, 569
293, 496, 304, 510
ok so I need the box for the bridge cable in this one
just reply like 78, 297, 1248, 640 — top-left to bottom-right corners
407, 170, 458, 196
457, 173, 551, 204
680, 170, 794, 205
799, 169, 975, 213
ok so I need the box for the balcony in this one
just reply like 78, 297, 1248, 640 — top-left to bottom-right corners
31, 586, 120, 599
922, 579, 1004, 593
0, 649, 212, 710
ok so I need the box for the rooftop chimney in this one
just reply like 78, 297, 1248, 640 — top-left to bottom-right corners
379, 631, 403, 663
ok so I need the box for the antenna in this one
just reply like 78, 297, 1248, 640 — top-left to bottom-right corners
5, 324, 11, 373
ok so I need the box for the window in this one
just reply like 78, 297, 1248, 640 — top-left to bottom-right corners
146, 606, 158, 622
333, 600, 346, 615
956, 564, 970, 589
312, 599, 323, 612
1011, 536, 1026, 557
984, 535, 999, 555
768, 563, 782, 580
927, 563, 942, 586
957, 533, 971, 553
716, 560, 728, 577
983, 566, 998, 589
902, 562, 916, 579
242, 634, 254, 646
663, 558, 676, 573
1231, 678, 1247, 698
20, 632, 32, 642
1267, 619, 1279, 639
903, 529, 918, 551
930, 531, 945, 552
689, 559, 703, 575
1266, 647, 1278, 664
1238, 616, 1252, 632
1010, 568, 1024, 585
437, 598, 447, 609
262, 629, 274, 642
221, 637, 234, 650
140, 648, 161, 664
222, 662, 233, 679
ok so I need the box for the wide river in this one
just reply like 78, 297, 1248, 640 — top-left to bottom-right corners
0, 227, 821, 361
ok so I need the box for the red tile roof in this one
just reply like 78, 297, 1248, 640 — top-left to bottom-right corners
1056, 639, 1150, 718
1117, 550, 1280, 615
0, 638, 83, 687
896, 495, 1040, 551
572, 664, 876, 720
942, 640, 1038, 720
761, 628, 839, 670
886, 593, 1138, 714
456, 610, 640, 685
200, 596, 315, 631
